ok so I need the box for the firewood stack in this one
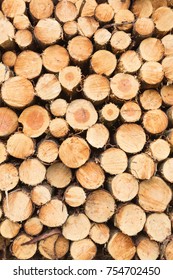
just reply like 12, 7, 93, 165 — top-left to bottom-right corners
0, 0, 173, 260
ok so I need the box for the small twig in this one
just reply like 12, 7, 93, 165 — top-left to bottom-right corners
78, 0, 86, 16
23, 228, 61, 245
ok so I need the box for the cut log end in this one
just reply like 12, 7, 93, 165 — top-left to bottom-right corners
136, 236, 160, 260
24, 217, 43, 236
12, 234, 37, 260
31, 184, 52, 206
70, 238, 97, 260
89, 223, 110, 245
46, 162, 72, 189
64, 185, 86, 207
37, 139, 59, 163
35, 74, 61, 101
129, 153, 155, 180
86, 123, 109, 148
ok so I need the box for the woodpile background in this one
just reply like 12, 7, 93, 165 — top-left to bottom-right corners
0, 0, 173, 260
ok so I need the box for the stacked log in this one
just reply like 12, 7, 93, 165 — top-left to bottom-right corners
0, 0, 173, 261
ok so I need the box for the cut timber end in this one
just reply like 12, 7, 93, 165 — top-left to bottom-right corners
161, 85, 173, 106
0, 17, 15, 49
62, 213, 91, 241
42, 45, 69, 73
0, 163, 19, 191
162, 56, 173, 81
76, 161, 105, 190
90, 50, 117, 76
34, 19, 62, 46
84, 189, 115, 223
132, 0, 153, 18
38, 234, 59, 260
50, 99, 68, 117
59, 66, 81, 93
70, 238, 97, 260
13, 14, 31, 30
108, 0, 130, 13
63, 21, 78, 39
139, 89, 162, 110
59, 136, 90, 168
100, 147, 128, 175
150, 0, 168, 10
66, 99, 98, 130
24, 217, 43, 236
64, 185, 86, 207
86, 123, 109, 148
55, 236, 69, 259
29, 0, 54, 20
49, 118, 69, 138
14, 51, 42, 79
139, 38, 164, 62
46, 162, 72, 188
165, 240, 173, 260
0, 219, 21, 239
138, 176, 172, 212
110, 73, 139, 100
94, 3, 114, 23
68, 36, 93, 63
31, 184, 52, 206
162, 35, 173, 56
35, 74, 61, 101
77, 16, 99, 38
115, 204, 146, 236
0, 63, 12, 84
18, 105, 50, 138
2, 0, 26, 19
145, 213, 171, 242
15, 30, 33, 49
143, 109, 168, 134
120, 101, 142, 122
89, 223, 110, 245
108, 173, 139, 202
136, 236, 160, 260
114, 9, 135, 31
161, 158, 173, 183
129, 153, 155, 180
152, 7, 173, 34
19, 158, 46, 186
115, 124, 146, 154
133, 17, 155, 38
12, 234, 37, 260
118, 50, 142, 74
149, 139, 170, 161
94, 28, 111, 49
75, 0, 97, 17
0, 142, 8, 164
3, 190, 33, 222
0, 107, 18, 137
7, 133, 35, 159
1, 76, 35, 108
110, 31, 131, 54
100, 103, 119, 124
107, 231, 136, 260
139, 61, 164, 86
37, 139, 59, 163
55, 0, 78, 23
2, 51, 16, 67
39, 198, 68, 227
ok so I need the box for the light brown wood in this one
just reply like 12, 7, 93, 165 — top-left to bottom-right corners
165, 240, 173, 260
12, 234, 37, 260
152, 7, 173, 34
70, 238, 97, 260
2, 51, 16, 67
0, 219, 21, 239
89, 223, 110, 245
14, 51, 42, 79
49, 118, 69, 138
166, 129, 173, 147
145, 213, 171, 242
129, 153, 155, 180
162, 56, 173, 81
84, 189, 115, 223
120, 101, 142, 122
68, 36, 93, 63
149, 139, 170, 161
59, 66, 81, 94
66, 99, 98, 130
1, 76, 34, 109
75, 0, 97, 17
55, 235, 69, 259
50, 99, 68, 117
100, 147, 128, 175
77, 16, 99, 38
108, 173, 139, 202
35, 74, 61, 101
24, 217, 43, 236
94, 28, 111, 49
63, 21, 78, 39
115, 124, 146, 154
95, 3, 114, 23
2, 0, 26, 19
42, 45, 69, 73
139, 89, 162, 110
160, 158, 173, 183
39, 198, 68, 227
31, 184, 52, 206
0, 17, 15, 49
136, 236, 160, 260
0, 163, 19, 191
15, 29, 33, 49
100, 103, 119, 125
108, 0, 130, 13
133, 17, 155, 39
3, 190, 33, 222
29, 0, 54, 20
115, 204, 146, 236
162, 34, 173, 56
110, 31, 131, 54
63, 213, 91, 241
46, 162, 72, 188
90, 50, 117, 76
13, 14, 31, 30
139, 62, 164, 86
86, 123, 109, 148
118, 50, 142, 74
114, 9, 135, 31
19, 105, 50, 138
143, 109, 168, 134
76, 161, 105, 190
0, 107, 18, 137
107, 231, 136, 260
38, 234, 58, 260
110, 73, 140, 100
0, 142, 7, 164
139, 38, 164, 62
161, 85, 173, 106
37, 139, 59, 163
7, 133, 35, 159
55, 0, 78, 23
150, 0, 168, 10
64, 185, 86, 207
132, 0, 153, 17
19, 158, 46, 186
167, 106, 173, 127
139, 176, 172, 212
34, 19, 62, 46
0, 63, 12, 84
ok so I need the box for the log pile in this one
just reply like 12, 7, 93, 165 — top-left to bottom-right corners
0, 0, 173, 260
